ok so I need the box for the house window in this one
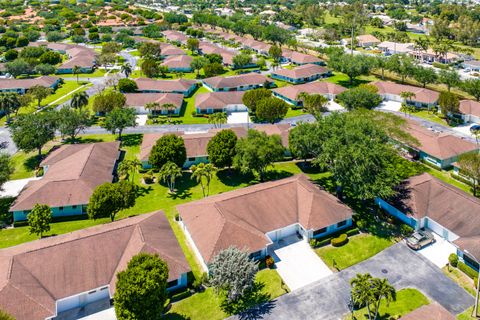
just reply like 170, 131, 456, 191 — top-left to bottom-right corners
313, 227, 327, 236
250, 250, 262, 259
337, 220, 347, 228
59, 207, 64, 211
167, 280, 178, 288
188, 157, 196, 161
72, 205, 77, 209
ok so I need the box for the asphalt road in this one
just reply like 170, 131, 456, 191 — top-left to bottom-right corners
230, 243, 474, 320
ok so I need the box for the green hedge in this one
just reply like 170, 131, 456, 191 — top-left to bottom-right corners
331, 234, 348, 247
432, 62, 450, 70
451, 173, 474, 187
458, 261, 479, 280
310, 227, 359, 248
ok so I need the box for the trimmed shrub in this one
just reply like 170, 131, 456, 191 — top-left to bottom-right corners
346, 228, 360, 237
400, 224, 414, 237
355, 219, 367, 230
309, 239, 317, 248
331, 234, 348, 247
266, 256, 275, 269
474, 277, 478, 289
458, 261, 479, 280
448, 253, 459, 267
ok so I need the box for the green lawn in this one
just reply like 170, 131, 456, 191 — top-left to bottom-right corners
411, 110, 449, 126
457, 306, 477, 320
324, 72, 379, 89
63, 68, 108, 78
167, 269, 288, 320
442, 266, 477, 296
349, 288, 429, 320
285, 108, 307, 118
316, 233, 395, 270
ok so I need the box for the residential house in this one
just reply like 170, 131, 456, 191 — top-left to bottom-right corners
356, 34, 380, 47
160, 42, 186, 57
0, 212, 190, 320
409, 48, 460, 64
372, 81, 439, 108
162, 30, 188, 45
140, 125, 291, 168
272, 82, 346, 106
271, 64, 330, 84
195, 91, 246, 114
376, 173, 480, 271
178, 174, 354, 271
161, 55, 193, 72
0, 76, 60, 94
462, 60, 480, 72
125, 93, 184, 115
30, 42, 96, 74
377, 41, 415, 55
198, 41, 238, 67
202, 73, 273, 92
135, 78, 197, 96
458, 100, 480, 124
399, 121, 478, 169
9, 142, 120, 221
282, 50, 324, 66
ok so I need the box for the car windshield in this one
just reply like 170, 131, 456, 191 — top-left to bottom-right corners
412, 233, 423, 241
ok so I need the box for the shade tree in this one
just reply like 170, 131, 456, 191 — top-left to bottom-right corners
149, 134, 186, 169
27, 204, 52, 238
87, 181, 137, 222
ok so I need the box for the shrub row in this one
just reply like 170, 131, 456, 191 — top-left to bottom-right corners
451, 173, 474, 188
309, 228, 359, 248
458, 261, 479, 280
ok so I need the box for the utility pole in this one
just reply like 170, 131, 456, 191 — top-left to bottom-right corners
351, 16, 356, 55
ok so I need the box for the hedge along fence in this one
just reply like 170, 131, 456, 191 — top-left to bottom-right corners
458, 261, 479, 280
309, 227, 359, 248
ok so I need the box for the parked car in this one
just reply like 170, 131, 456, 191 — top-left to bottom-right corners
406, 230, 435, 250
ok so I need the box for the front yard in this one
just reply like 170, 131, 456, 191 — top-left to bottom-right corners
348, 288, 429, 320
167, 269, 288, 320
316, 233, 396, 271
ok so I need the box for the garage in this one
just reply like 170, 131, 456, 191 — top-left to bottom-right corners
266, 224, 300, 243
423, 218, 458, 242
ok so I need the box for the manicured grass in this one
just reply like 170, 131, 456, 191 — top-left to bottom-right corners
442, 266, 477, 296
285, 108, 307, 118
167, 269, 288, 320
349, 288, 429, 320
412, 110, 449, 126
324, 72, 379, 89
64, 68, 107, 78
316, 233, 395, 271
457, 306, 476, 320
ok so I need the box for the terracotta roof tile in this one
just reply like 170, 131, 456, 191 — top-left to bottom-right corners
273, 81, 346, 101
271, 64, 329, 80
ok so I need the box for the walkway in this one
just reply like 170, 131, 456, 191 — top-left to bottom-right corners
0, 177, 40, 198
230, 243, 474, 320
271, 236, 332, 291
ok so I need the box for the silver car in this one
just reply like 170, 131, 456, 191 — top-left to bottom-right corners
406, 230, 435, 250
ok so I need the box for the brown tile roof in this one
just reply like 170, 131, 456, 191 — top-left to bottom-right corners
372, 81, 440, 105
135, 78, 196, 93
10, 142, 120, 212
125, 93, 184, 108
162, 30, 188, 43
400, 303, 455, 320
255, 123, 291, 147
160, 42, 186, 56
271, 64, 329, 80
403, 121, 478, 160
273, 81, 346, 101
195, 91, 245, 110
178, 174, 353, 263
389, 173, 480, 260
203, 73, 273, 90
161, 55, 193, 69
356, 34, 381, 44
0, 76, 59, 91
0, 212, 190, 320
459, 99, 480, 117
284, 51, 322, 64
30, 42, 96, 69
199, 41, 237, 65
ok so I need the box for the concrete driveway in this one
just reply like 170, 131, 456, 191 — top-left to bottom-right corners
0, 177, 40, 198
227, 112, 250, 124
272, 237, 332, 291
416, 232, 457, 268
231, 243, 474, 320
377, 100, 402, 112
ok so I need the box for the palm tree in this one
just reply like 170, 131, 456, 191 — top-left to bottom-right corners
72, 65, 82, 83
190, 163, 216, 197
414, 37, 429, 63
121, 63, 132, 78
350, 273, 376, 320
159, 161, 183, 192
400, 91, 416, 117
208, 112, 228, 128
145, 102, 160, 116
117, 159, 142, 182
70, 91, 89, 109
471, 126, 480, 147
160, 103, 177, 123
372, 278, 396, 319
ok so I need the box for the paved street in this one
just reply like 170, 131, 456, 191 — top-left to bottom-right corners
0, 127, 16, 155
231, 243, 474, 320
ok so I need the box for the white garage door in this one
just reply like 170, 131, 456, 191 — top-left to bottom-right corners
425, 218, 456, 241
267, 224, 299, 242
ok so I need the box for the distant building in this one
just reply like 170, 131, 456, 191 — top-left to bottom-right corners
462, 60, 480, 72
272, 82, 346, 106
161, 55, 193, 72
0, 76, 61, 94
271, 64, 330, 84
377, 41, 415, 55
125, 92, 184, 115
195, 91, 246, 114
372, 81, 439, 108
135, 78, 197, 96
458, 100, 480, 124
202, 73, 273, 92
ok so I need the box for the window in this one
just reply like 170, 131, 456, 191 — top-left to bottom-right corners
313, 227, 327, 236
188, 157, 196, 161
59, 207, 64, 211
72, 205, 77, 209
250, 251, 262, 259
337, 220, 347, 228
167, 280, 178, 288
88, 290, 97, 294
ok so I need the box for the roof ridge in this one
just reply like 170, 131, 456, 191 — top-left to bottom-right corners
207, 203, 227, 261
8, 282, 54, 314
427, 174, 480, 207
13, 259, 57, 303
